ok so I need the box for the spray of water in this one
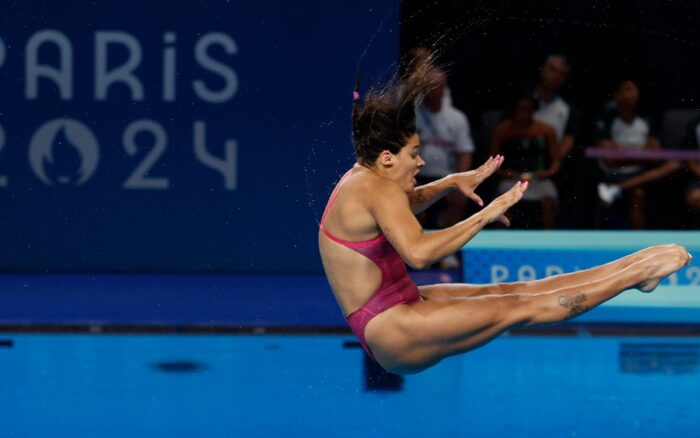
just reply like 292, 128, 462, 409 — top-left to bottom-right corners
304, 1, 699, 225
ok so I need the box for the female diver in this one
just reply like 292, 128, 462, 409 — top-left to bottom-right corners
318, 56, 691, 375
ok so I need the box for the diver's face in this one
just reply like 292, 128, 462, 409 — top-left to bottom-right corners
393, 133, 424, 193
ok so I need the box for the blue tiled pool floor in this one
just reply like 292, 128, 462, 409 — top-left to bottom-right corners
1, 334, 699, 437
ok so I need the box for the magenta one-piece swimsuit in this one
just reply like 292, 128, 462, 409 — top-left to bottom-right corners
320, 170, 422, 361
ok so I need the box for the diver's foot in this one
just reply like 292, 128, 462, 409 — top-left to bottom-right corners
637, 245, 692, 293
634, 244, 688, 263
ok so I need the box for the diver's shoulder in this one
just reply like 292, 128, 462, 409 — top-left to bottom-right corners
348, 167, 404, 199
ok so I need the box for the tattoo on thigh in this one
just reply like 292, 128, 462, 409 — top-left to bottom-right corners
557, 293, 590, 319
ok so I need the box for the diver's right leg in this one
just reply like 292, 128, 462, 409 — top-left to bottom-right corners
420, 244, 671, 299
369, 246, 690, 375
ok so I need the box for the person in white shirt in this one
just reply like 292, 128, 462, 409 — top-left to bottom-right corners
595, 80, 680, 229
415, 68, 475, 231
533, 55, 581, 228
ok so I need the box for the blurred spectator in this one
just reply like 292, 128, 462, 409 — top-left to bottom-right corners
684, 116, 700, 227
491, 93, 560, 228
534, 55, 580, 160
533, 55, 581, 228
594, 79, 681, 229
415, 68, 475, 229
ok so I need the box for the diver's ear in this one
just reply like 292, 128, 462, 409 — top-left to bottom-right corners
378, 150, 394, 167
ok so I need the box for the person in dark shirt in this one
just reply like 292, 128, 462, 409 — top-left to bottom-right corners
491, 94, 560, 228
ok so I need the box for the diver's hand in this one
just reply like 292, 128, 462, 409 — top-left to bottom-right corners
483, 180, 529, 227
450, 155, 504, 206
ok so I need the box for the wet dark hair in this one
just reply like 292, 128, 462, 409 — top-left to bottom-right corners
351, 53, 434, 166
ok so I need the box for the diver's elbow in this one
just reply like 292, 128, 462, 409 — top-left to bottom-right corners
405, 251, 429, 270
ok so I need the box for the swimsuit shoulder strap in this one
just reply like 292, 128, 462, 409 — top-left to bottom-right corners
320, 169, 354, 227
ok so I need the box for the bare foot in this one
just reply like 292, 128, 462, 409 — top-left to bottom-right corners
638, 245, 692, 293
633, 244, 683, 263
624, 245, 680, 278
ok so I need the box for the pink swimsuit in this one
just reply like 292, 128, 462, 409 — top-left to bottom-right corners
320, 170, 422, 361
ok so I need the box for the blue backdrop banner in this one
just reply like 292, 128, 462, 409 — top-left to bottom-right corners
0, 0, 398, 273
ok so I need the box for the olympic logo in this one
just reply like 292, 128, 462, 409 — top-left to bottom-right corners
29, 119, 99, 186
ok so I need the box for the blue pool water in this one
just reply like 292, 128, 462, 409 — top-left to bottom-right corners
2, 333, 698, 437
2, 232, 699, 437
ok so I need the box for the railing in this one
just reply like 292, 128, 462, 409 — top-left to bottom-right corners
584, 147, 700, 160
